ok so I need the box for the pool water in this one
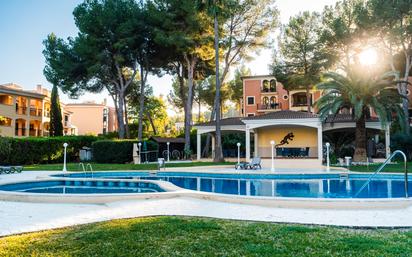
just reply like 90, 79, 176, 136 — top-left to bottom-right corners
55, 172, 412, 198
0, 180, 164, 194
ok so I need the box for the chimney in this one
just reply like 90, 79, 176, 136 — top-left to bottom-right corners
103, 98, 107, 106
36, 84, 42, 93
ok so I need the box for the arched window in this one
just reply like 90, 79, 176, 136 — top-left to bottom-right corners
262, 80, 269, 92
270, 79, 276, 92
262, 96, 269, 106
0, 116, 12, 127
270, 96, 277, 109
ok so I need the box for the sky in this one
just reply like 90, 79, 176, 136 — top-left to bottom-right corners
0, 0, 338, 109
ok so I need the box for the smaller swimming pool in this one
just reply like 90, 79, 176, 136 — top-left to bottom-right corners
0, 180, 164, 194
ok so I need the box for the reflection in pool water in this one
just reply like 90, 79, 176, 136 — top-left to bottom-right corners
54, 172, 412, 198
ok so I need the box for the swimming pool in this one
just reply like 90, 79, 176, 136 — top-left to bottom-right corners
0, 179, 164, 194
55, 172, 412, 199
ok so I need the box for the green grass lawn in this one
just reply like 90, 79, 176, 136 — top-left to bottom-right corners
24, 161, 235, 172
0, 217, 411, 256
346, 162, 412, 173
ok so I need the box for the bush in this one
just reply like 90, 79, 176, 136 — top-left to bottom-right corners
0, 136, 98, 165
391, 133, 412, 161
92, 140, 158, 163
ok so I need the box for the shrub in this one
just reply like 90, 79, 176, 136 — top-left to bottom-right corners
92, 140, 158, 163
391, 133, 412, 161
0, 136, 98, 165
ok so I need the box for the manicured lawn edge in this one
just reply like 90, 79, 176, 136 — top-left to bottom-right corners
24, 162, 236, 171
1, 216, 411, 256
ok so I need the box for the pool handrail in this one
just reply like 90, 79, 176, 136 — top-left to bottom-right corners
86, 163, 94, 178
354, 150, 408, 198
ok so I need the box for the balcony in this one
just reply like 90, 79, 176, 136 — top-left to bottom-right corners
257, 103, 282, 112
29, 129, 42, 137
15, 128, 26, 137
64, 121, 71, 127
30, 108, 42, 117
16, 106, 27, 115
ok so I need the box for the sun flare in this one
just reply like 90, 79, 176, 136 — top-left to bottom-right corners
359, 48, 378, 66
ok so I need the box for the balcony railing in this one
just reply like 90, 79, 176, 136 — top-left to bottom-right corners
257, 103, 282, 111
30, 108, 42, 117
15, 106, 27, 115
292, 102, 310, 107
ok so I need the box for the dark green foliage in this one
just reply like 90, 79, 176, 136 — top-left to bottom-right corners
391, 133, 412, 161
49, 85, 63, 136
0, 136, 97, 165
92, 140, 157, 163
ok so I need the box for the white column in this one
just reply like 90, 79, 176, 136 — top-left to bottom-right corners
245, 128, 251, 161
197, 131, 201, 161
317, 124, 323, 161
211, 135, 215, 159
385, 124, 391, 159
254, 130, 259, 157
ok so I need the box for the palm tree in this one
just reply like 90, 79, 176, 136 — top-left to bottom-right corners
316, 69, 405, 162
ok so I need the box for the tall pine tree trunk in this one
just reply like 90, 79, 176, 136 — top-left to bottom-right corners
184, 55, 196, 159
124, 97, 130, 138
117, 90, 126, 139
202, 105, 216, 158
137, 65, 146, 141
213, 12, 224, 162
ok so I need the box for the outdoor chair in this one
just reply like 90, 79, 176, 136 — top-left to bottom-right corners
247, 157, 262, 170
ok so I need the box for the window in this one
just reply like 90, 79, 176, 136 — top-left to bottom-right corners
270, 79, 276, 92
247, 96, 255, 105
0, 95, 13, 105
283, 95, 288, 100
407, 89, 410, 96
262, 80, 269, 92
262, 96, 269, 106
0, 117, 12, 127
292, 92, 312, 107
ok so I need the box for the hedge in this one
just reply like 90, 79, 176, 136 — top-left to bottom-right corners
92, 140, 158, 163
0, 136, 98, 165
391, 133, 412, 161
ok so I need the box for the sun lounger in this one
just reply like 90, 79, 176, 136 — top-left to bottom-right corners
0, 166, 23, 174
235, 157, 262, 170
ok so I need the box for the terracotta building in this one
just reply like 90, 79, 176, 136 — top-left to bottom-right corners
65, 100, 117, 136
0, 83, 76, 137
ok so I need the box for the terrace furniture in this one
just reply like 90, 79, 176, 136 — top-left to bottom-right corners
235, 162, 248, 170
235, 157, 262, 170
0, 166, 23, 174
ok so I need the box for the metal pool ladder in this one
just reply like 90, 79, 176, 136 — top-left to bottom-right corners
79, 162, 94, 178
86, 163, 94, 178
354, 150, 409, 198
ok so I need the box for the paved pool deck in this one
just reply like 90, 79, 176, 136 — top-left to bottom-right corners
0, 170, 411, 236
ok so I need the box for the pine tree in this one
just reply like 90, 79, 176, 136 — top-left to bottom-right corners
49, 85, 63, 137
